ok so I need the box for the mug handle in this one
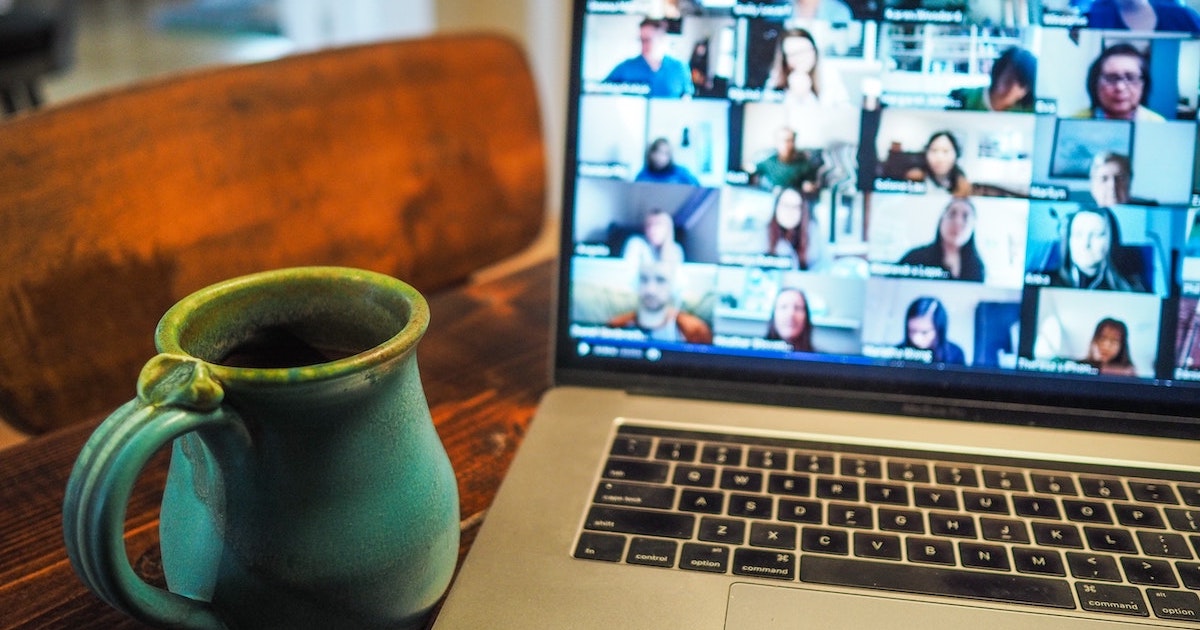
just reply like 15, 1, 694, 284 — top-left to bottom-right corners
63, 354, 236, 630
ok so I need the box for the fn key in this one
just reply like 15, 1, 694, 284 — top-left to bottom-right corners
574, 533, 626, 562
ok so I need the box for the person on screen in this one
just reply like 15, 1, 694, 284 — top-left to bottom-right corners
766, 185, 830, 271
898, 297, 966, 365
1089, 152, 1132, 207
1072, 43, 1164, 122
1048, 206, 1148, 292
898, 197, 985, 282
623, 208, 685, 266
768, 27, 850, 133
1081, 317, 1137, 376
766, 288, 816, 352
752, 127, 820, 192
603, 18, 694, 98
949, 47, 1037, 113
634, 137, 699, 185
1085, 0, 1200, 33
905, 131, 972, 197
607, 260, 712, 344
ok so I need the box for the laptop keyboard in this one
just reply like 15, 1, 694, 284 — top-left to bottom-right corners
573, 424, 1200, 624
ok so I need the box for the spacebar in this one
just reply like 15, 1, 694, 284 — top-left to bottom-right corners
801, 556, 1076, 610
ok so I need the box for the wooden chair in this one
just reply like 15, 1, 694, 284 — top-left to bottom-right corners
0, 33, 546, 435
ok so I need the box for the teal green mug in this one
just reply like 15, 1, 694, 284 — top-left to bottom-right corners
63, 267, 460, 629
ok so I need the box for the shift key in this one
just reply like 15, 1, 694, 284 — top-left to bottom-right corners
585, 506, 695, 539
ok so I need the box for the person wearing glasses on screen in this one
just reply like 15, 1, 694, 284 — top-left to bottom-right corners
1085, 0, 1200, 33
1072, 43, 1164, 122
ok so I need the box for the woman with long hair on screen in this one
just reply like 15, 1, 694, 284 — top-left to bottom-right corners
1049, 206, 1147, 292
766, 287, 815, 352
905, 131, 972, 196
898, 297, 966, 365
766, 186, 828, 271
898, 197, 985, 281
1083, 317, 1137, 376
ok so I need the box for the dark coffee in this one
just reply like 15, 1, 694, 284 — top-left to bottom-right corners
217, 326, 365, 369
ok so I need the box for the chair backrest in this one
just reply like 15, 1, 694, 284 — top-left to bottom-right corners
0, 33, 546, 434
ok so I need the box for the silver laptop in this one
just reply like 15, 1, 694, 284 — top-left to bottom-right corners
433, 1, 1200, 627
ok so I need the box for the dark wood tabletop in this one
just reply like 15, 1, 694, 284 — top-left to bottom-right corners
0, 259, 555, 629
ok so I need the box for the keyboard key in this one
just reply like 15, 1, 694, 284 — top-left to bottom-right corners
750, 522, 797, 550
720, 469, 763, 492
929, 513, 977, 538
960, 542, 1010, 571
697, 517, 744, 545
728, 494, 773, 519
934, 464, 978, 487
1063, 499, 1112, 524
1013, 548, 1066, 576
700, 444, 742, 467
594, 481, 676, 510
678, 489, 723, 514
746, 448, 787, 470
828, 503, 874, 529
982, 469, 1028, 492
1138, 531, 1193, 559
1085, 527, 1138, 553
906, 537, 955, 565
1177, 561, 1200, 589
914, 487, 959, 510
962, 491, 1009, 515
815, 478, 860, 501
1032, 522, 1083, 548
1031, 473, 1077, 496
1166, 508, 1200, 533
888, 461, 930, 483
1080, 476, 1127, 500
1179, 485, 1200, 507
1068, 552, 1122, 581
602, 458, 669, 483
1076, 582, 1149, 617
610, 436, 651, 458
854, 532, 903, 561
794, 452, 834, 474
981, 517, 1030, 544
778, 499, 822, 524
1114, 503, 1164, 529
626, 537, 677, 568
864, 482, 909, 505
878, 508, 925, 534
732, 548, 795, 580
1147, 588, 1200, 622
802, 527, 849, 555
574, 532, 626, 562
585, 506, 694, 539
1013, 495, 1061, 520
679, 543, 729, 574
672, 465, 716, 488
1130, 481, 1178, 504
802, 556, 1075, 609
841, 457, 882, 479
655, 441, 697, 462
767, 473, 811, 497
1121, 557, 1179, 587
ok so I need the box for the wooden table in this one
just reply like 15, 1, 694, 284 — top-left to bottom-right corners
0, 260, 554, 629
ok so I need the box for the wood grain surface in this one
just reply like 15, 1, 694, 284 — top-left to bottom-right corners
0, 33, 545, 434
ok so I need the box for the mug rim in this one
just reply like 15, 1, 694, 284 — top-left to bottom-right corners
154, 266, 429, 384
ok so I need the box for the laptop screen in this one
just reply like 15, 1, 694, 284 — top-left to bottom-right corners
555, 0, 1200, 431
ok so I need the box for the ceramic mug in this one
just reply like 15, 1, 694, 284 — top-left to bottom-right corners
63, 267, 459, 629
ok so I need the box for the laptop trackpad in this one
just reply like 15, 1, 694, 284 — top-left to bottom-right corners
725, 583, 1132, 629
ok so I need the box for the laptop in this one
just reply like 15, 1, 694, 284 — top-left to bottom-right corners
433, 0, 1200, 627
